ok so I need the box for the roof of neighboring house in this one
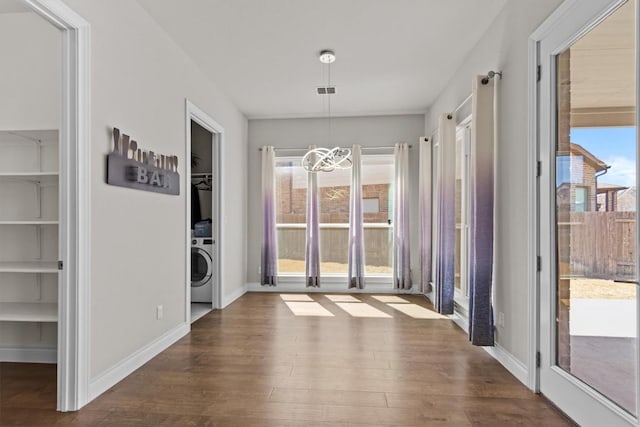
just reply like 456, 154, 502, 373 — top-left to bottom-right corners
597, 182, 629, 193
559, 143, 609, 172
617, 187, 637, 211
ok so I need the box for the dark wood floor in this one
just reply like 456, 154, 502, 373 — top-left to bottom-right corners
1, 293, 574, 426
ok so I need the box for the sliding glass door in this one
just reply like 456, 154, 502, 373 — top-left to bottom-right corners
538, 0, 639, 425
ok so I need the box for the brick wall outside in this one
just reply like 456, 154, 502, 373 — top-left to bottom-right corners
557, 49, 571, 371
274, 167, 393, 266
276, 174, 391, 224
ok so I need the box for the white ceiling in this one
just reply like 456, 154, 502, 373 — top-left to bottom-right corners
137, 0, 507, 119
570, 0, 635, 110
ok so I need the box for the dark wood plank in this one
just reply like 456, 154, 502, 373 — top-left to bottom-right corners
0, 293, 574, 426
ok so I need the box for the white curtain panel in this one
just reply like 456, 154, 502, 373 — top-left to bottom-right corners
419, 137, 432, 294
305, 144, 321, 287
435, 114, 456, 314
468, 75, 497, 346
393, 143, 411, 290
260, 146, 278, 286
348, 145, 365, 289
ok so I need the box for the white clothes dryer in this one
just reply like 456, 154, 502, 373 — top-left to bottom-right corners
191, 237, 213, 303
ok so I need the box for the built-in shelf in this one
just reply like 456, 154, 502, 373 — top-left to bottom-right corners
0, 302, 57, 322
0, 262, 59, 273
0, 220, 58, 225
0, 172, 58, 184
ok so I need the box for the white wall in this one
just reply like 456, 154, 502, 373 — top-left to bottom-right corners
0, 12, 60, 130
247, 114, 425, 285
61, 0, 248, 379
425, 0, 563, 364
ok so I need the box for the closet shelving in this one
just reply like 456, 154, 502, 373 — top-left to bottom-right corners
0, 302, 57, 322
0, 261, 59, 273
0, 130, 60, 357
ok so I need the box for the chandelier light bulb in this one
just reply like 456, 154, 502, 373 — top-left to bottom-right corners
319, 50, 336, 64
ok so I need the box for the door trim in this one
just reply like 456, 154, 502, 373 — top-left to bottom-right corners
185, 100, 223, 324
21, 0, 92, 412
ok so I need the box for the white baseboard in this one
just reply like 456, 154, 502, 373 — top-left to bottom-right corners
0, 346, 56, 363
450, 312, 469, 333
449, 311, 529, 389
88, 322, 189, 402
483, 343, 530, 387
222, 283, 248, 308
246, 281, 418, 294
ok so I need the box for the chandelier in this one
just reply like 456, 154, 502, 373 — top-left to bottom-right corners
302, 49, 352, 173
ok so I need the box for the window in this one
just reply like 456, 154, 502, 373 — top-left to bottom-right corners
455, 120, 471, 305
362, 155, 394, 276
318, 165, 351, 275
363, 198, 380, 213
556, 155, 584, 186
574, 187, 588, 212
274, 153, 394, 277
275, 159, 306, 274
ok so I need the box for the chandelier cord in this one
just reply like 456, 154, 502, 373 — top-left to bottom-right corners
327, 59, 332, 148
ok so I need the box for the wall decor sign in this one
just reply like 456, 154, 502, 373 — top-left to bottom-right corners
107, 128, 180, 195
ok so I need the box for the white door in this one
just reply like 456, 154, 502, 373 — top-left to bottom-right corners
538, 0, 639, 425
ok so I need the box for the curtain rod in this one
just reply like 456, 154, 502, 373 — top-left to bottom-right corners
258, 145, 411, 151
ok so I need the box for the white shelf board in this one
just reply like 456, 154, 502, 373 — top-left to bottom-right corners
0, 172, 58, 184
0, 220, 58, 225
0, 172, 58, 177
0, 302, 57, 322
0, 262, 59, 273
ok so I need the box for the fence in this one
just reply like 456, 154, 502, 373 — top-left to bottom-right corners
277, 223, 392, 268
558, 211, 636, 281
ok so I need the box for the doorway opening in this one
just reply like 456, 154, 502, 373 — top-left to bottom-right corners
0, 0, 90, 412
186, 101, 222, 324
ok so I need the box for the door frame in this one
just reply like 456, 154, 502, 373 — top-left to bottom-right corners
185, 100, 223, 323
21, 0, 91, 412
529, 0, 639, 424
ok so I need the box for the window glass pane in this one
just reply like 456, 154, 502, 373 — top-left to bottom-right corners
275, 159, 306, 274
574, 187, 587, 212
319, 167, 350, 274
363, 198, 380, 213
555, 0, 637, 414
362, 155, 394, 275
455, 130, 463, 291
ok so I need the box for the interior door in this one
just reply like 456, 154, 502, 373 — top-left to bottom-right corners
538, 0, 639, 425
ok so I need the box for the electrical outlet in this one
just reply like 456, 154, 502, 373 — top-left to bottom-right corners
156, 305, 163, 320
498, 312, 505, 327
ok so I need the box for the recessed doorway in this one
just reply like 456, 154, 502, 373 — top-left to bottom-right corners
186, 101, 222, 324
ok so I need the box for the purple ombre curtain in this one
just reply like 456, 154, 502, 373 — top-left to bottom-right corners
468, 75, 497, 346
348, 145, 365, 289
261, 146, 278, 286
435, 114, 455, 314
305, 145, 321, 287
393, 143, 411, 290
419, 137, 432, 294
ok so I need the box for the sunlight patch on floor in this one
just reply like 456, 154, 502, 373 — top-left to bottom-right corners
388, 303, 447, 319
280, 294, 314, 302
335, 302, 392, 318
371, 295, 410, 304
325, 295, 361, 302
284, 301, 334, 316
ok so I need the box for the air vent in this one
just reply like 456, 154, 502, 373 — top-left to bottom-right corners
316, 86, 336, 95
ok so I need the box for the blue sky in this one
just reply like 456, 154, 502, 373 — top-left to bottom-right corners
570, 127, 636, 187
